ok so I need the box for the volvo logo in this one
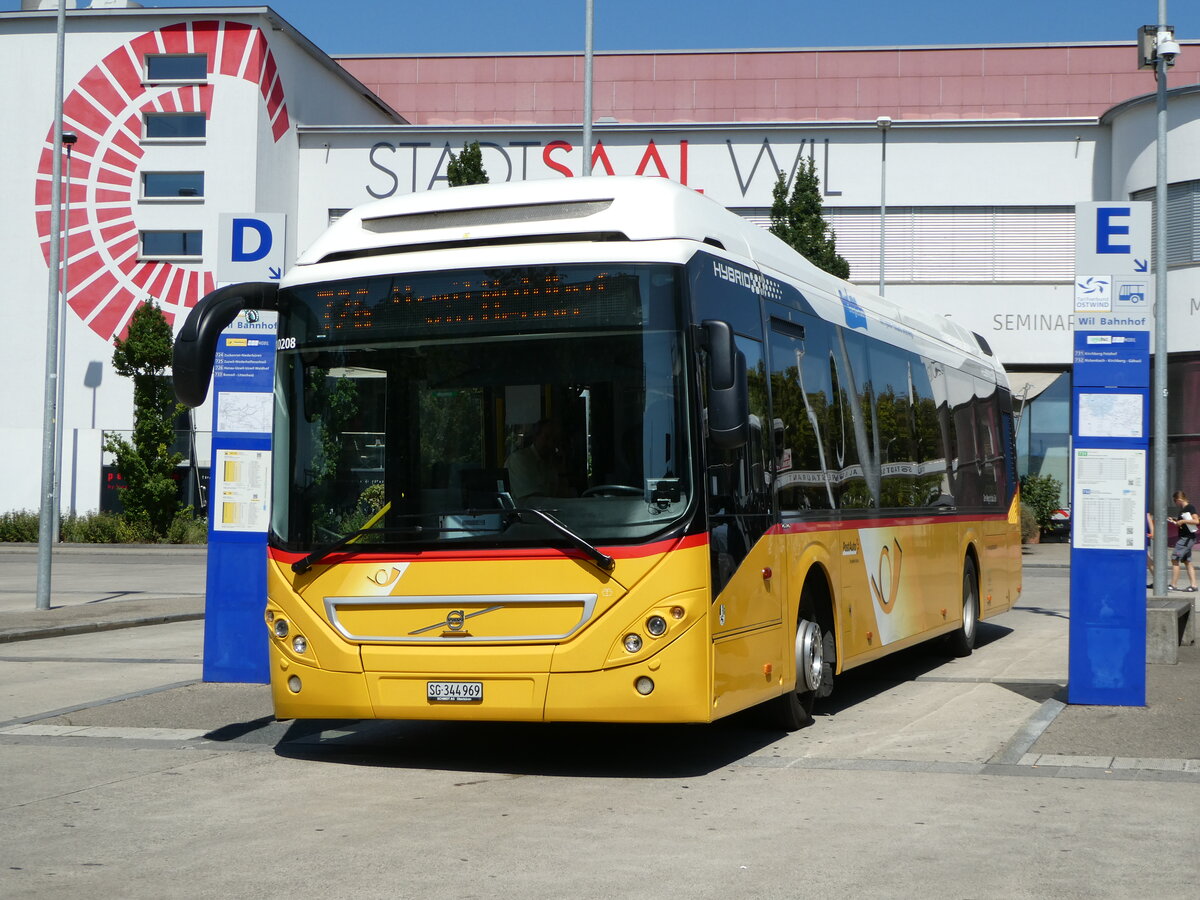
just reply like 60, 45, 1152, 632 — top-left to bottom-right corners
409, 604, 505, 636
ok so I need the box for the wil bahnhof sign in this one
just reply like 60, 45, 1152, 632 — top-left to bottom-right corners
1068, 201, 1151, 706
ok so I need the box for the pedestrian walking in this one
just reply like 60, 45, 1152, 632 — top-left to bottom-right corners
1167, 490, 1199, 592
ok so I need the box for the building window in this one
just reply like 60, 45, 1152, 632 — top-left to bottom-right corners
738, 206, 1075, 284
142, 172, 204, 199
145, 53, 207, 82
141, 230, 203, 259
1132, 181, 1200, 268
144, 113, 206, 140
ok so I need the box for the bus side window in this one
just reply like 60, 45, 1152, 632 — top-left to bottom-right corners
910, 361, 944, 506
768, 317, 834, 512
871, 345, 919, 509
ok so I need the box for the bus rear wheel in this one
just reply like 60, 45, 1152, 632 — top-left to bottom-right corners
946, 556, 979, 657
768, 611, 834, 731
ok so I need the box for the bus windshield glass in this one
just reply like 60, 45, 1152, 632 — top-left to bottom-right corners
271, 263, 692, 552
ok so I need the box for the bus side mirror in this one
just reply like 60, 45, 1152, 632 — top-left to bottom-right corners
173, 282, 280, 408
701, 319, 749, 450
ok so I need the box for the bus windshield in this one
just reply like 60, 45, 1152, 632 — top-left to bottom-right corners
271, 263, 693, 553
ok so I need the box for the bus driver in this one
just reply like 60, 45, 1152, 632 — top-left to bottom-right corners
506, 418, 574, 503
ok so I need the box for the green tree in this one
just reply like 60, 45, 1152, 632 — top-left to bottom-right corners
769, 158, 850, 279
103, 302, 184, 536
447, 141, 489, 186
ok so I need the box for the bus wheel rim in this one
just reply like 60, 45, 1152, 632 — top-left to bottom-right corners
963, 571, 977, 636
796, 620, 823, 692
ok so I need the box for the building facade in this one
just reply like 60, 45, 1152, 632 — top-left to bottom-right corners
3, 3, 1199, 515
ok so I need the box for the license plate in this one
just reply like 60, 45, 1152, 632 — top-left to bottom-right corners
427, 681, 483, 702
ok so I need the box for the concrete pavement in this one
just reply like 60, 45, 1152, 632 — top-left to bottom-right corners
0, 539, 1196, 773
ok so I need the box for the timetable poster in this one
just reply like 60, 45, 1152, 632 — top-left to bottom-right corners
1071, 448, 1145, 551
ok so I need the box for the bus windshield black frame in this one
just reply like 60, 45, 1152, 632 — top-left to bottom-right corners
270, 263, 695, 553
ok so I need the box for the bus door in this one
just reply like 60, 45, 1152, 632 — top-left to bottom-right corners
706, 335, 783, 637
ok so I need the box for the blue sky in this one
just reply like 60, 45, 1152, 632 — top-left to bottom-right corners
10, 1, 1200, 55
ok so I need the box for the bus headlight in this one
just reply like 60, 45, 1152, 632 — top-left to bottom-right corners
646, 615, 667, 637
273, 619, 289, 639
623, 633, 643, 653
292, 635, 308, 654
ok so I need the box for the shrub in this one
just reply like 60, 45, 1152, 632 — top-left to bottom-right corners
60, 511, 154, 544
1019, 503, 1039, 544
1019, 473, 1063, 532
0, 510, 39, 542
0, 509, 210, 544
165, 508, 208, 544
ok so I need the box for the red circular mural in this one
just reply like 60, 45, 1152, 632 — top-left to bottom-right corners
35, 20, 291, 341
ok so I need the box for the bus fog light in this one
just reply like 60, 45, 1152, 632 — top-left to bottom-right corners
623, 633, 643, 653
646, 615, 667, 636
292, 635, 308, 654
273, 619, 289, 639
635, 676, 655, 695
287, 675, 302, 693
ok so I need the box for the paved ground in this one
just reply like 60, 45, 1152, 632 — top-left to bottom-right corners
0, 540, 1197, 898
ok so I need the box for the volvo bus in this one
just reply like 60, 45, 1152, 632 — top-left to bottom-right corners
174, 176, 1021, 730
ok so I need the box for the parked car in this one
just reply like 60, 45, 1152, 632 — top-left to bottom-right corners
1045, 507, 1070, 540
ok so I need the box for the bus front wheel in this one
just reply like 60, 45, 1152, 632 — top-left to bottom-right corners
769, 611, 834, 731
946, 556, 979, 657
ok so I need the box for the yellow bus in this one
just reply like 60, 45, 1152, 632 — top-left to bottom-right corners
174, 177, 1021, 730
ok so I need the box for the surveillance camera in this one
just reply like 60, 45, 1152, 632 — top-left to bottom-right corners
1157, 33, 1181, 61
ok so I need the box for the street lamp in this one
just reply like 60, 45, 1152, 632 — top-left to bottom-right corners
54, 131, 78, 521
876, 116, 892, 296
36, 0, 70, 611
1144, 6, 1179, 596
582, 0, 594, 176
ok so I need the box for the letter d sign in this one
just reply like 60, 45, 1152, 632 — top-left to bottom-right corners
232, 218, 272, 262
218, 212, 287, 282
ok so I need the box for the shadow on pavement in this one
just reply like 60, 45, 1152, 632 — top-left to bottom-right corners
268, 627, 1028, 776
272, 717, 783, 778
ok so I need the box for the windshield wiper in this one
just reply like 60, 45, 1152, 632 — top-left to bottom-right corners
291, 508, 615, 576
486, 507, 615, 573
292, 524, 425, 574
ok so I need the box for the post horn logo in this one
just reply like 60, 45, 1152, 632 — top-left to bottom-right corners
870, 538, 904, 614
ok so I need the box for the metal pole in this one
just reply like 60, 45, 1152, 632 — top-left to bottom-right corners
1151, 1, 1171, 594
582, 0, 594, 176
36, 0, 69, 610
55, 135, 76, 522
876, 117, 891, 296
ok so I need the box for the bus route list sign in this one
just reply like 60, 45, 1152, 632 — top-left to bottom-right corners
205, 310, 277, 684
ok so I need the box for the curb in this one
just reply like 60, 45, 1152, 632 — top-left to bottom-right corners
0, 612, 204, 645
